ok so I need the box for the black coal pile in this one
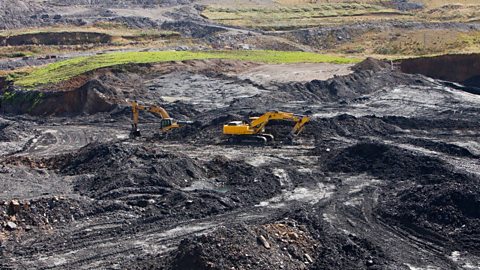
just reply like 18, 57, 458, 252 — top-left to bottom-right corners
204, 156, 280, 202
401, 137, 477, 158
381, 115, 480, 131
59, 141, 207, 197
290, 206, 390, 269
324, 142, 470, 184
52, 141, 281, 221
325, 142, 480, 253
165, 222, 317, 270
310, 114, 400, 140
378, 179, 480, 253
351, 57, 391, 72
274, 67, 432, 103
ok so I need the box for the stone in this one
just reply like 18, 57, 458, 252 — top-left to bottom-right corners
305, 254, 313, 263
6, 221, 17, 230
258, 235, 270, 249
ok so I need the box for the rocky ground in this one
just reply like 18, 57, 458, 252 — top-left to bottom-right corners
0, 58, 479, 269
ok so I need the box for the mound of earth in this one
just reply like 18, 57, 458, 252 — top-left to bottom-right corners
402, 137, 477, 158
58, 141, 208, 197
49, 141, 281, 220
274, 69, 430, 103
324, 142, 470, 184
290, 206, 390, 269
165, 222, 317, 270
378, 175, 480, 253
352, 58, 390, 73
311, 114, 400, 139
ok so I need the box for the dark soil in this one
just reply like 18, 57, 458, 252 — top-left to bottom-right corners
402, 137, 478, 158
378, 176, 480, 253
47, 141, 281, 221
274, 70, 430, 103
324, 142, 471, 184
1, 58, 480, 269
352, 57, 391, 73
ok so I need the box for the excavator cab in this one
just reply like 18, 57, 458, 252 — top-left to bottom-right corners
130, 101, 191, 137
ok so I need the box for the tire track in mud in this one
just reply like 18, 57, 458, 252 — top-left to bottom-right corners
321, 174, 461, 270
19, 125, 129, 157
4, 143, 330, 269
11, 206, 289, 269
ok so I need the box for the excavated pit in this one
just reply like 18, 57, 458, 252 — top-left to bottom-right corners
400, 53, 480, 89
1, 59, 480, 270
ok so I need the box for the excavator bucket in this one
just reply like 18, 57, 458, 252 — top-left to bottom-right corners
130, 124, 141, 138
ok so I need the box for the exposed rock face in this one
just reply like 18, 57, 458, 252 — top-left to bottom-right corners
400, 53, 480, 88
0, 80, 116, 116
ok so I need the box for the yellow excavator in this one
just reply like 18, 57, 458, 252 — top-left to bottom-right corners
130, 100, 192, 137
223, 111, 310, 144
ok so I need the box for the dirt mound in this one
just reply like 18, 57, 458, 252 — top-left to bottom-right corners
324, 142, 470, 184
352, 58, 391, 72
51, 141, 280, 221
378, 175, 480, 253
59, 142, 207, 197
403, 137, 477, 158
289, 206, 390, 269
1, 80, 116, 116
381, 115, 480, 130
166, 222, 316, 270
311, 114, 399, 139
275, 70, 430, 103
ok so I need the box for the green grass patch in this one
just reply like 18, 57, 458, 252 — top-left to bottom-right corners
14, 50, 360, 88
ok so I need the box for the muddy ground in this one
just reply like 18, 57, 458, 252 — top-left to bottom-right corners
0, 59, 480, 269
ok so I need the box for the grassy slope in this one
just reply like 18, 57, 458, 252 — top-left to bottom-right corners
14, 50, 360, 88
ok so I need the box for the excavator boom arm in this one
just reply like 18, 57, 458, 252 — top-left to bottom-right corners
130, 101, 186, 137
249, 111, 310, 136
